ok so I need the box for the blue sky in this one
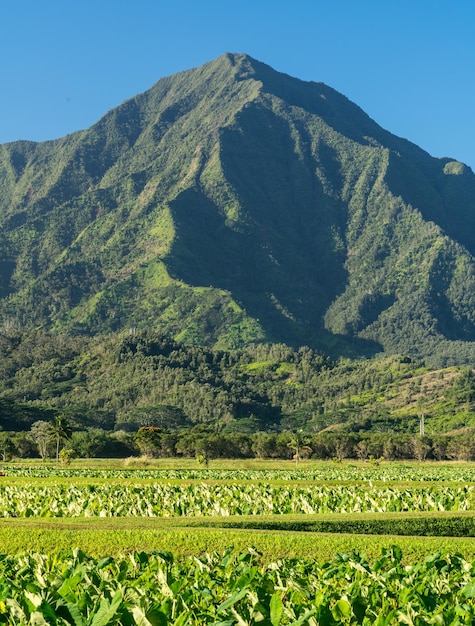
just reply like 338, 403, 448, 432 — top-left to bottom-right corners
1, 0, 474, 169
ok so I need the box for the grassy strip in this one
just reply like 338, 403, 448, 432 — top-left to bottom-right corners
0, 511, 474, 565
3, 525, 475, 563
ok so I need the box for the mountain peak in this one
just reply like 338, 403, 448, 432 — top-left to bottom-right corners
1, 55, 475, 365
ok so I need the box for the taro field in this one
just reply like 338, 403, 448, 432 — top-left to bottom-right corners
2, 460, 475, 624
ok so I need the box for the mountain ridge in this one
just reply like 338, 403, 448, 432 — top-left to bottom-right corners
1, 53, 475, 365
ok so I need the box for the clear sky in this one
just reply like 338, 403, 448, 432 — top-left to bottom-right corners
1, 0, 474, 169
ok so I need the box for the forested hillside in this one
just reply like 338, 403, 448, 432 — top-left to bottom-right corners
1, 329, 475, 437
1, 53, 475, 364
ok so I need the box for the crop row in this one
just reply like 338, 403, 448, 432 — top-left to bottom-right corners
1, 547, 475, 624
0, 483, 472, 517
204, 514, 475, 537
3, 464, 475, 482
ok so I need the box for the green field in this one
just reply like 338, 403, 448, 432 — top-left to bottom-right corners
1, 459, 475, 623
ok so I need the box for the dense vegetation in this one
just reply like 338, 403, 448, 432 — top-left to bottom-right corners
0, 481, 472, 518
2, 462, 475, 623
2, 547, 475, 624
1, 53, 475, 364
2, 329, 475, 460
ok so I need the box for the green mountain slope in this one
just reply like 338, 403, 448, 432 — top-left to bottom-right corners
1, 53, 475, 365
1, 328, 473, 436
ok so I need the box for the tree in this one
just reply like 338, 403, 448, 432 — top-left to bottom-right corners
50, 415, 72, 462
432, 436, 448, 461
412, 435, 431, 461
59, 448, 77, 465
70, 428, 112, 458
355, 439, 370, 461
251, 432, 279, 458
451, 367, 475, 408
134, 426, 163, 458
0, 431, 14, 462
10, 431, 35, 458
29, 421, 53, 461
125, 406, 188, 429
287, 430, 312, 467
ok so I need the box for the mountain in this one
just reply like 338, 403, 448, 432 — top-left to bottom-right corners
1, 52, 475, 365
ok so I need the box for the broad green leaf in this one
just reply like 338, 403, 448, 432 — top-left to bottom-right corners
57, 570, 86, 600
89, 590, 123, 626
217, 587, 248, 613
388, 545, 403, 562
66, 601, 87, 626
24, 590, 43, 609
270, 593, 284, 626
29, 611, 50, 626
332, 598, 352, 621
131, 606, 169, 626
6, 598, 26, 621
463, 581, 475, 598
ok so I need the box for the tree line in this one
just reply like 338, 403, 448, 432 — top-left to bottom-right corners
3, 420, 475, 463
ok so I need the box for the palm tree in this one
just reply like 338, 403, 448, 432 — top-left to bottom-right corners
288, 429, 312, 467
50, 415, 72, 462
